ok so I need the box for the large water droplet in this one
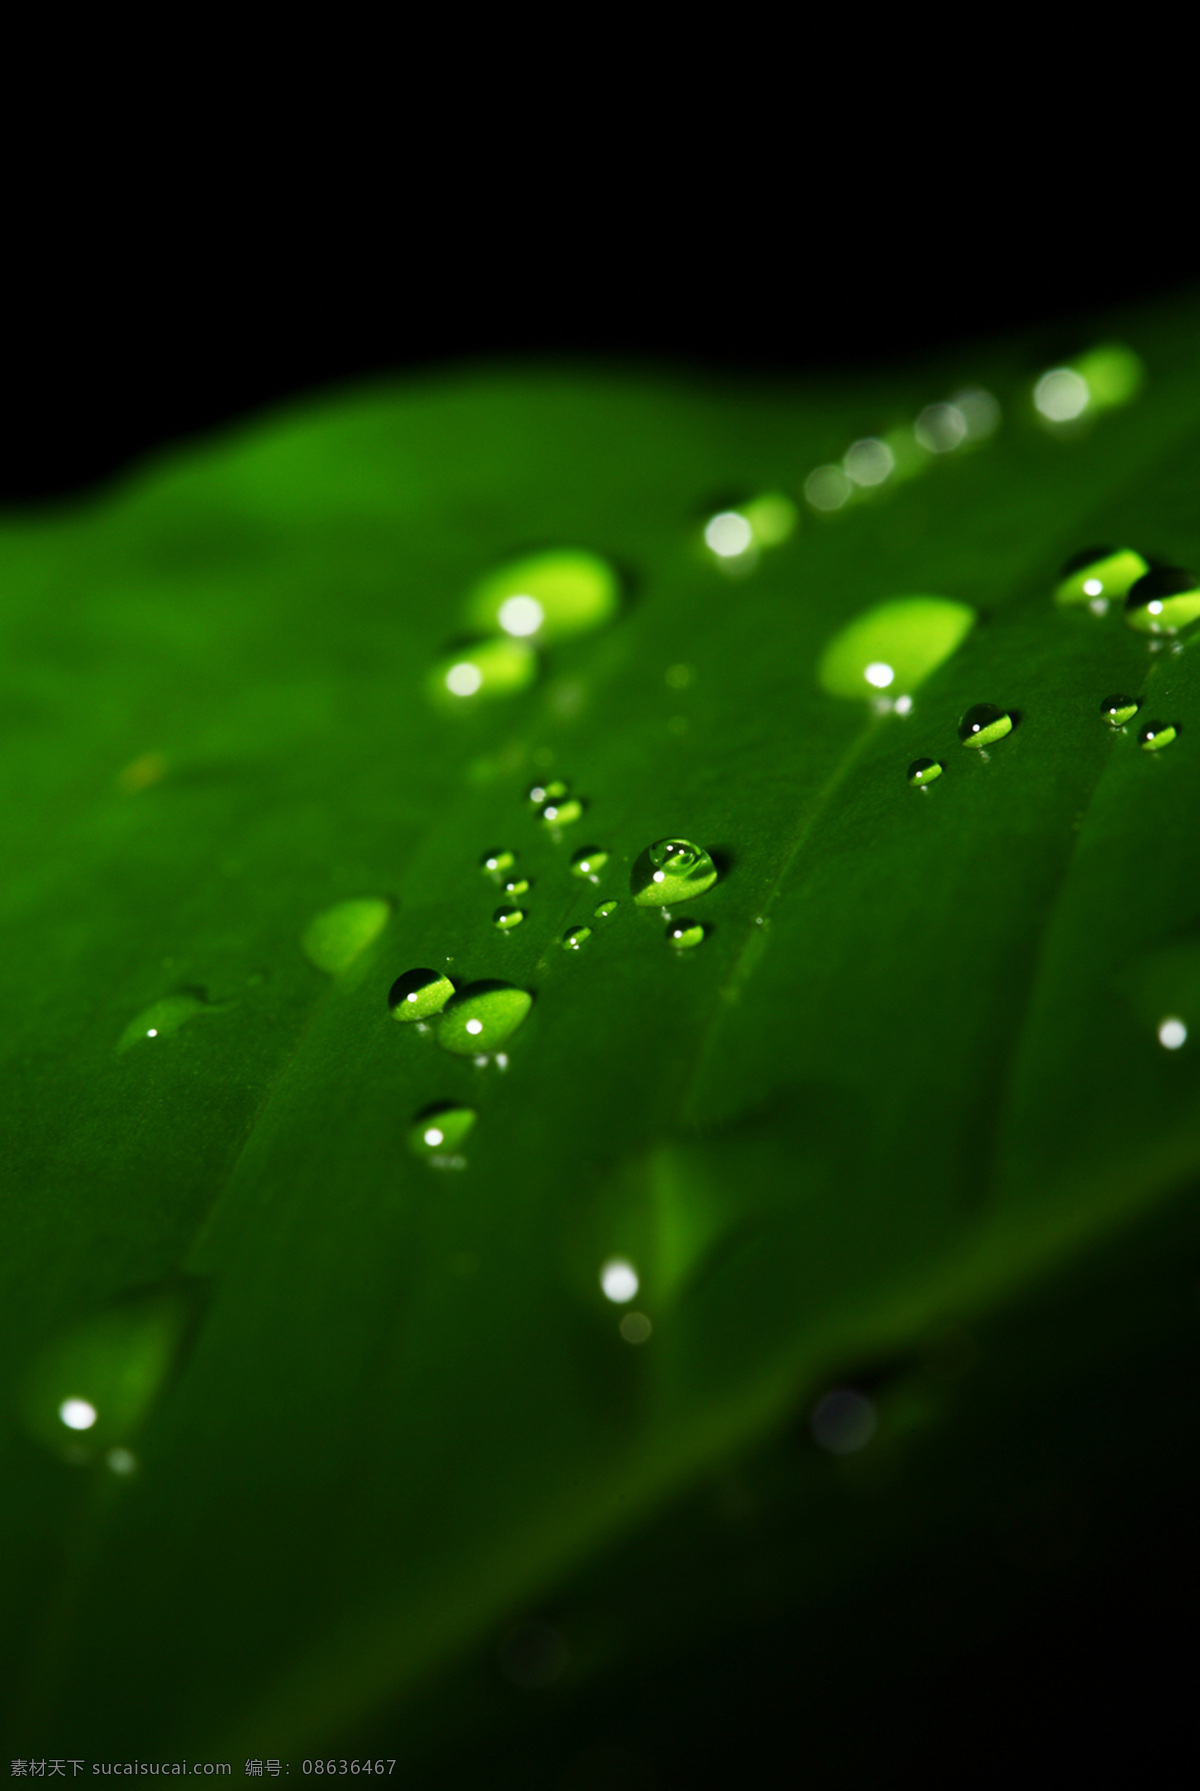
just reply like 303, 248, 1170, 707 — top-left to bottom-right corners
1054, 546, 1148, 611
410, 1103, 477, 1162
631, 839, 718, 908
818, 597, 976, 703
594, 899, 619, 920
570, 846, 609, 880
667, 920, 705, 949
907, 757, 943, 787
1138, 719, 1179, 752
429, 638, 538, 705
1100, 694, 1141, 728
562, 926, 592, 950
117, 990, 227, 1053
480, 848, 516, 882
493, 906, 526, 931
22, 1285, 198, 1460
958, 704, 1012, 748
1124, 568, 1200, 635
438, 982, 533, 1056
464, 550, 619, 643
388, 968, 455, 1021
303, 899, 391, 973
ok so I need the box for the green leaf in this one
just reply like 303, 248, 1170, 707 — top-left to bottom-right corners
3, 291, 1199, 1758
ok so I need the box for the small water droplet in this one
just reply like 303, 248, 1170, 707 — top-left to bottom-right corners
539, 797, 584, 828
594, 899, 619, 920
1054, 546, 1148, 610
704, 510, 754, 558
619, 1311, 653, 1344
429, 638, 538, 705
527, 779, 568, 805
562, 926, 592, 950
1101, 694, 1141, 728
388, 968, 455, 1021
907, 757, 943, 787
1158, 1016, 1187, 1050
1124, 568, 1200, 635
1034, 367, 1090, 423
843, 437, 895, 487
667, 919, 705, 949
117, 989, 229, 1054
438, 982, 533, 1056
914, 402, 967, 453
493, 906, 526, 930
503, 876, 530, 896
1138, 719, 1179, 752
464, 549, 619, 643
804, 465, 853, 512
958, 704, 1012, 748
570, 846, 609, 880
302, 898, 391, 973
410, 1103, 477, 1163
480, 848, 516, 882
631, 839, 718, 908
819, 597, 976, 703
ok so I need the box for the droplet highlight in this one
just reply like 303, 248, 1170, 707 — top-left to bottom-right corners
1100, 694, 1140, 728
594, 899, 619, 920
1158, 1017, 1187, 1050
480, 849, 516, 882
303, 899, 391, 974
1138, 720, 1179, 753
570, 846, 609, 880
389, 968, 455, 1021
562, 926, 592, 950
958, 704, 1012, 749
818, 597, 976, 703
1124, 568, 1200, 636
538, 797, 584, 828
117, 990, 226, 1054
493, 906, 526, 931
430, 638, 538, 705
667, 920, 705, 949
907, 757, 943, 787
1054, 546, 1148, 611
409, 1104, 477, 1161
631, 839, 718, 908
438, 982, 533, 1056
464, 550, 619, 643
600, 1258, 639, 1302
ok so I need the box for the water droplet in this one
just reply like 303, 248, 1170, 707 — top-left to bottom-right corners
493, 906, 526, 930
1124, 568, 1200, 635
950, 387, 1001, 441
907, 757, 943, 786
600, 1258, 639, 1302
958, 704, 1012, 748
117, 990, 227, 1053
631, 839, 718, 908
409, 1103, 477, 1161
503, 876, 530, 897
429, 638, 538, 705
667, 919, 705, 949
1100, 694, 1141, 728
22, 1284, 198, 1460
914, 402, 967, 453
818, 597, 976, 703
302, 898, 391, 973
810, 1388, 877, 1454
704, 510, 754, 558
1138, 719, 1179, 752
480, 848, 516, 882
570, 846, 609, 879
594, 899, 619, 920
1073, 343, 1144, 410
527, 779, 568, 805
438, 981, 532, 1056
740, 492, 797, 546
843, 437, 895, 487
1158, 1017, 1187, 1050
619, 1312, 653, 1345
464, 549, 619, 643
539, 797, 584, 828
1054, 546, 1148, 610
388, 968, 455, 1020
562, 926, 592, 950
804, 464, 853, 512
1034, 367, 1090, 423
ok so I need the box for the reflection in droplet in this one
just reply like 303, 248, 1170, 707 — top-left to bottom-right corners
430, 638, 538, 705
1124, 568, 1200, 636
704, 511, 754, 558
1100, 695, 1140, 729
914, 403, 966, 453
600, 1258, 639, 1302
570, 847, 609, 880
503, 876, 530, 897
438, 982, 532, 1056
117, 991, 226, 1054
539, 797, 584, 828
1055, 546, 1149, 611
59, 1398, 98, 1431
619, 1312, 652, 1344
1034, 368, 1090, 422
594, 899, 619, 919
810, 1388, 877, 1454
302, 898, 391, 973
465, 550, 619, 643
481, 849, 516, 882
1158, 1017, 1187, 1050
409, 1104, 477, 1161
562, 926, 592, 950
804, 465, 852, 512
843, 438, 895, 487
1138, 720, 1179, 753
907, 757, 943, 787
493, 907, 525, 931
667, 920, 705, 949
389, 968, 455, 1022
631, 839, 718, 907
959, 703, 1012, 748
527, 780, 568, 805
818, 596, 976, 703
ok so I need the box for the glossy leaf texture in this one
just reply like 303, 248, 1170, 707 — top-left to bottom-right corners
3, 294, 1200, 1758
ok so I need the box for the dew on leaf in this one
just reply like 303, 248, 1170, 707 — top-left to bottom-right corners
907, 757, 943, 787
631, 839, 718, 907
480, 849, 516, 882
464, 549, 619, 644
302, 898, 391, 974
493, 906, 526, 931
1138, 719, 1179, 752
1034, 367, 1090, 423
527, 780, 568, 805
818, 597, 976, 703
619, 1312, 653, 1344
409, 1104, 477, 1162
1054, 546, 1148, 611
594, 899, 619, 920
914, 402, 967, 453
667, 920, 705, 949
950, 387, 1001, 441
570, 846, 609, 880
804, 465, 852, 512
843, 437, 894, 487
600, 1258, 639, 1302
740, 492, 797, 545
1158, 1017, 1187, 1050
958, 704, 1012, 748
539, 797, 584, 828
389, 968, 455, 1021
562, 926, 592, 950
1124, 568, 1200, 635
1100, 694, 1141, 728
503, 876, 530, 897
430, 638, 538, 705
438, 982, 532, 1056
117, 990, 227, 1053
704, 511, 754, 559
